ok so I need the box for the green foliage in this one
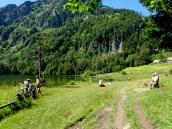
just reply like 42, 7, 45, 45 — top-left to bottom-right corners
64, 0, 101, 13
0, 9, 148, 75
82, 70, 95, 77
140, 0, 171, 12
0, 99, 32, 121
121, 71, 127, 75
140, 0, 172, 49
152, 51, 172, 62
169, 69, 172, 75
69, 80, 76, 85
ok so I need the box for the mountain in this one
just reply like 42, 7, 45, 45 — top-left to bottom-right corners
0, 0, 73, 28
0, 1, 40, 26
0, 0, 149, 75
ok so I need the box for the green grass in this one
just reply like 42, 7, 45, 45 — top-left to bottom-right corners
98, 64, 172, 129
126, 95, 141, 129
117, 64, 172, 129
0, 82, 115, 129
1, 64, 172, 129
141, 75, 172, 129
0, 86, 18, 106
117, 79, 143, 129
97, 64, 172, 80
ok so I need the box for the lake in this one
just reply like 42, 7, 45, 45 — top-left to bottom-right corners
0, 75, 82, 87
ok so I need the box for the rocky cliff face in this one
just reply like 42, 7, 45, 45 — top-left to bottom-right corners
0, 0, 72, 28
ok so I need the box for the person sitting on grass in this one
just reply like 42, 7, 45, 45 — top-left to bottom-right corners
23, 79, 32, 93
149, 73, 159, 89
99, 80, 105, 87
23, 79, 36, 98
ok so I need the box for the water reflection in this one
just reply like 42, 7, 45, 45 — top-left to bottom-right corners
0, 75, 81, 87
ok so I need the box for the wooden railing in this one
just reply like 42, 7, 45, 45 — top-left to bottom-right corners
0, 101, 17, 110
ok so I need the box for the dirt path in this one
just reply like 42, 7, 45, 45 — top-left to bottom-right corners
134, 88, 150, 94
67, 101, 113, 129
94, 104, 113, 129
134, 99, 155, 129
67, 88, 155, 129
112, 94, 130, 129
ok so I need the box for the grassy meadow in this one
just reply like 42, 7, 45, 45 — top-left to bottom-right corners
97, 63, 172, 129
0, 64, 172, 129
0, 82, 118, 129
141, 76, 172, 129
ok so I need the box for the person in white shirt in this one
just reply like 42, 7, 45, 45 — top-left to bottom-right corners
99, 80, 105, 87
149, 73, 159, 89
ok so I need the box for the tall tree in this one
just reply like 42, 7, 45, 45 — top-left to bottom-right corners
140, 0, 172, 48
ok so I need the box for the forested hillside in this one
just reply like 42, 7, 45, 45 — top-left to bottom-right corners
0, 0, 156, 75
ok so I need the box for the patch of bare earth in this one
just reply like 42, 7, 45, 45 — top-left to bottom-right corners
67, 100, 113, 129
66, 120, 84, 129
94, 104, 113, 129
134, 88, 150, 94
134, 99, 155, 129
112, 94, 130, 129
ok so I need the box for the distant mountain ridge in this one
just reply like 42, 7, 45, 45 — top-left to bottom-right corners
0, 1, 39, 26
0, 0, 73, 28
0, 0, 148, 75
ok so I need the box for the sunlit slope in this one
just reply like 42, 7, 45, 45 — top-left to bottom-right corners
97, 64, 172, 80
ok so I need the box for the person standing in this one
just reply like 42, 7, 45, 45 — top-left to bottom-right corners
36, 75, 42, 96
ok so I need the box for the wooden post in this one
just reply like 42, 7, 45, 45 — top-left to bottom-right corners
0, 101, 17, 110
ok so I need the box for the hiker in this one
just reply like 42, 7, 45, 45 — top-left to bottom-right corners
99, 80, 105, 87
28, 82, 36, 99
36, 75, 42, 96
41, 75, 46, 87
149, 73, 159, 89
23, 79, 36, 98
23, 79, 31, 92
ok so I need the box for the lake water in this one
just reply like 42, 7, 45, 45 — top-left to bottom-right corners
0, 75, 82, 87
0, 74, 125, 87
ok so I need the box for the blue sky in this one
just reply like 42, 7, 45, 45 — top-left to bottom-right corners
0, 0, 151, 16
102, 0, 151, 16
0, 0, 36, 7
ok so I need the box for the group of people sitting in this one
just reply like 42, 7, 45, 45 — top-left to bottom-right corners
98, 80, 112, 87
98, 72, 160, 89
20, 75, 46, 99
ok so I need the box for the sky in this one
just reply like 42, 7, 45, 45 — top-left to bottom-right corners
102, 0, 151, 16
0, 0, 151, 16
0, 0, 36, 7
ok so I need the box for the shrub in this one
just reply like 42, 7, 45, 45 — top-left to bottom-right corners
0, 97, 32, 121
82, 70, 95, 77
169, 69, 172, 74
105, 77, 113, 82
69, 81, 76, 85
121, 71, 127, 75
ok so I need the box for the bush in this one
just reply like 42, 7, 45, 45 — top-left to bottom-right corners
121, 71, 127, 75
0, 96, 32, 121
169, 69, 172, 74
82, 70, 95, 77
105, 77, 113, 82
69, 81, 76, 85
